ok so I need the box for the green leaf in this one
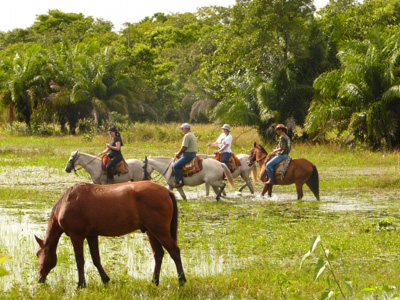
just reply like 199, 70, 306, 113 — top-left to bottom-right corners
310, 235, 321, 253
300, 235, 321, 269
0, 255, 10, 264
392, 293, 400, 297
383, 285, 396, 292
300, 251, 311, 269
320, 288, 334, 300
344, 278, 354, 295
326, 276, 331, 288
361, 287, 377, 292
314, 259, 327, 282
0, 268, 9, 277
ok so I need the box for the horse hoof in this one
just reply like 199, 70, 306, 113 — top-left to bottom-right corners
179, 274, 187, 286
235, 191, 242, 196
102, 275, 110, 284
152, 275, 160, 286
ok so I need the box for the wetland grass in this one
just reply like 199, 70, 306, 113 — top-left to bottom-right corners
0, 126, 399, 299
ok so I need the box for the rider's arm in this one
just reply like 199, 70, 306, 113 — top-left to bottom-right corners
107, 141, 121, 151
273, 146, 285, 153
99, 148, 109, 156
207, 142, 218, 147
175, 146, 188, 158
218, 144, 228, 152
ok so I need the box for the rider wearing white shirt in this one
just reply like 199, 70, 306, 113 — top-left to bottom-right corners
207, 124, 233, 172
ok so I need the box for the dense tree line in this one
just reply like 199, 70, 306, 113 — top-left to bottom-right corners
0, 0, 399, 148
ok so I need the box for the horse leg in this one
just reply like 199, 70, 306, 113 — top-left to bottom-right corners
205, 183, 210, 196
153, 233, 186, 286
295, 183, 304, 200
213, 183, 226, 201
268, 184, 273, 197
146, 232, 165, 286
240, 173, 254, 194
177, 187, 187, 201
261, 183, 269, 196
87, 236, 110, 284
70, 234, 86, 287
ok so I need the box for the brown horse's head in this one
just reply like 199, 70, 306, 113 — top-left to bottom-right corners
35, 235, 57, 283
248, 142, 268, 166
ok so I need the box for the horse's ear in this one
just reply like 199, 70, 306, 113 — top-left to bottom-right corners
253, 142, 257, 147
34, 235, 44, 247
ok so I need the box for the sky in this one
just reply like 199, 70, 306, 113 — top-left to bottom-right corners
0, 0, 330, 33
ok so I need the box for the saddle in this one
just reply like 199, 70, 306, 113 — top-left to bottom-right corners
260, 155, 292, 182
215, 153, 241, 172
181, 156, 203, 177
102, 155, 129, 175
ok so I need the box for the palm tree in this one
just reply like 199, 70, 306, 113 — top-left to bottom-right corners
71, 42, 134, 130
306, 30, 400, 148
0, 44, 47, 128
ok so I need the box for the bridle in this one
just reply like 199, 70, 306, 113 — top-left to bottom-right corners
249, 148, 267, 165
143, 158, 173, 183
69, 153, 100, 174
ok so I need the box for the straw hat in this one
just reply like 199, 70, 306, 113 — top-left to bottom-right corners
221, 124, 231, 131
275, 124, 287, 131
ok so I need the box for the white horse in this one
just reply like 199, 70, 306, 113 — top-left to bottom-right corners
198, 154, 257, 194
65, 150, 143, 184
143, 156, 234, 201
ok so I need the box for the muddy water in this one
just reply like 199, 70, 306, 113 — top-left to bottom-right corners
0, 165, 399, 290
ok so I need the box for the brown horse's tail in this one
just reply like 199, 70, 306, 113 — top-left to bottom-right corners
306, 165, 320, 200
169, 191, 178, 242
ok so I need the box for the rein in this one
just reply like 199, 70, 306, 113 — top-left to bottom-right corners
256, 155, 267, 163
73, 154, 101, 173
145, 159, 173, 183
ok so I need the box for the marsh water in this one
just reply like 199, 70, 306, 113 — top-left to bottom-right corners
0, 164, 399, 292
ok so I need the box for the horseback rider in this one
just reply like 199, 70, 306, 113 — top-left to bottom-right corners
207, 124, 233, 172
266, 124, 291, 185
98, 126, 123, 184
173, 123, 198, 188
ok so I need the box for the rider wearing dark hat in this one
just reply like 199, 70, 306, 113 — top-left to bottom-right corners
266, 124, 291, 185
99, 126, 123, 184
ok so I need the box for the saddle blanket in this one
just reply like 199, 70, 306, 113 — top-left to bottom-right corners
181, 156, 203, 177
102, 155, 129, 175
215, 153, 241, 172
260, 156, 292, 181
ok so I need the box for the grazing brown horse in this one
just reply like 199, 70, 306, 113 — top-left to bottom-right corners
248, 142, 319, 200
35, 181, 186, 287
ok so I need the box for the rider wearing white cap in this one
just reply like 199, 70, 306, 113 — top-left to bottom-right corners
173, 123, 198, 188
207, 124, 233, 171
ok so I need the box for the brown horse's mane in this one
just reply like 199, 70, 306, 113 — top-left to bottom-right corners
257, 144, 268, 155
50, 186, 73, 218
50, 183, 90, 218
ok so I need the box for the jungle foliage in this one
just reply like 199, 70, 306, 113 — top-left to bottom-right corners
0, 0, 400, 148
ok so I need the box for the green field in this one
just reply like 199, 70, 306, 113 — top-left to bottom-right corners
0, 125, 399, 299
